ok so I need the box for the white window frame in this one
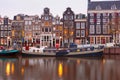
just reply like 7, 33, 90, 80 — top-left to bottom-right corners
90, 25, 95, 34
81, 23, 85, 29
76, 30, 80, 37
96, 25, 101, 34
103, 25, 108, 34
81, 30, 85, 37
76, 23, 80, 29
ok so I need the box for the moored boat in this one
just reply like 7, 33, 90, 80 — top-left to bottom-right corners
22, 45, 104, 57
0, 46, 20, 57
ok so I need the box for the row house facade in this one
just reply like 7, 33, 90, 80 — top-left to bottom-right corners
53, 15, 63, 47
63, 7, 75, 47
12, 14, 24, 46
88, 0, 120, 44
24, 15, 41, 46
74, 14, 88, 45
0, 16, 12, 46
40, 7, 54, 47
32, 16, 41, 46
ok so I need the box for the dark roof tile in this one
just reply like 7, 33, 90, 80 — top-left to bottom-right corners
88, 1, 120, 10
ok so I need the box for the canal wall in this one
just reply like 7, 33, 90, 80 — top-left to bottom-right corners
104, 47, 120, 55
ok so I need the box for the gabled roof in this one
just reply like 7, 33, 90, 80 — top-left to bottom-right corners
63, 7, 74, 15
88, 1, 120, 10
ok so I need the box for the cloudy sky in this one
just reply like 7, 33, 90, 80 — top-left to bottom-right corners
0, 0, 114, 19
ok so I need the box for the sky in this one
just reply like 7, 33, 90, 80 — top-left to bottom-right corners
0, 0, 115, 19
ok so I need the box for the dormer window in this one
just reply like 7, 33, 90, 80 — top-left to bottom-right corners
111, 4, 117, 10
96, 5, 101, 10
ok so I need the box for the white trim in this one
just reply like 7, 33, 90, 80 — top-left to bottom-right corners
88, 10, 120, 13
75, 19, 86, 22
89, 35, 112, 37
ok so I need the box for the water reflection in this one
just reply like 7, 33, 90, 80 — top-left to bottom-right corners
58, 63, 63, 78
0, 56, 120, 80
6, 62, 10, 76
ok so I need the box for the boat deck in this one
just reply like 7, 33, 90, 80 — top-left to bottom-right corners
22, 49, 104, 57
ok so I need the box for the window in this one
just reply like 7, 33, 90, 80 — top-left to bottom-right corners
76, 30, 80, 37
64, 39, 68, 43
96, 25, 101, 34
81, 23, 85, 29
1, 31, 3, 37
29, 21, 32, 25
97, 13, 101, 18
42, 28, 44, 32
8, 26, 11, 30
69, 38, 73, 43
104, 18, 108, 22
90, 19, 94, 23
111, 4, 117, 10
81, 30, 85, 37
103, 13, 109, 17
25, 21, 28, 25
96, 37, 100, 44
70, 15, 73, 20
96, 5, 101, 10
90, 13, 94, 17
64, 16, 67, 20
45, 16, 49, 20
97, 19, 101, 24
90, 25, 95, 34
103, 25, 108, 34
45, 28, 48, 32
5, 25, 7, 30
49, 28, 51, 32
76, 23, 80, 29
4, 31, 8, 37
1, 25, 4, 30
90, 37, 94, 44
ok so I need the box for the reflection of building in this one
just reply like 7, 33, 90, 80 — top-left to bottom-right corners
88, 0, 120, 44
75, 14, 88, 45
0, 16, 12, 46
53, 16, 63, 47
40, 8, 53, 47
63, 7, 75, 47
12, 14, 24, 46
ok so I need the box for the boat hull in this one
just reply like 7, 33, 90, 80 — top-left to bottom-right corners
22, 49, 103, 57
0, 50, 20, 57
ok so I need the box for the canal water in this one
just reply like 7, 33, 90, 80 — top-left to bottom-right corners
0, 56, 120, 80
